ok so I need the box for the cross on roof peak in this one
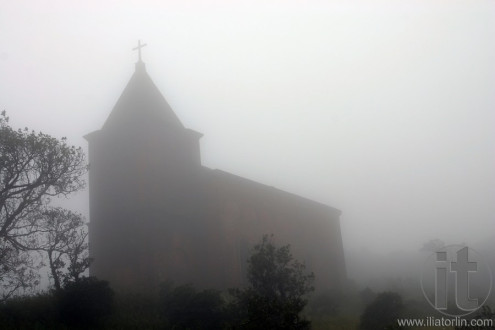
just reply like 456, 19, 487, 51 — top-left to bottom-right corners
133, 40, 147, 62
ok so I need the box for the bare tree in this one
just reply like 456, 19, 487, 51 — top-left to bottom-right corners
0, 111, 86, 299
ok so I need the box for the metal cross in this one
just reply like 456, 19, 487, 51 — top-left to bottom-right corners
133, 40, 147, 62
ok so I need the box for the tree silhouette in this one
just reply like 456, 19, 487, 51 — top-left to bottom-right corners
37, 208, 91, 291
231, 234, 314, 329
0, 111, 86, 299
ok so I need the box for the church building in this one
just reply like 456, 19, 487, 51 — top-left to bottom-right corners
85, 45, 346, 293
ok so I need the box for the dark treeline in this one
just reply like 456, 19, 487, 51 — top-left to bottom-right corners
2, 278, 494, 329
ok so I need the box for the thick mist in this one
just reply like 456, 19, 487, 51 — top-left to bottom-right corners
1, 0, 494, 288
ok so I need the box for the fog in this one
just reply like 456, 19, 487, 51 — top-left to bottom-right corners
1, 0, 494, 286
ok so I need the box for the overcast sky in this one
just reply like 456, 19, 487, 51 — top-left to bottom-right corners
1, 0, 494, 255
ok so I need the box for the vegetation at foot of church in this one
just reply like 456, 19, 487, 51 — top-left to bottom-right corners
6, 220, 484, 330
359, 291, 403, 330
0, 112, 88, 299
159, 283, 227, 329
2, 281, 491, 330
58, 277, 114, 328
152, 235, 316, 329
229, 234, 315, 329
0, 277, 114, 329
103, 283, 229, 330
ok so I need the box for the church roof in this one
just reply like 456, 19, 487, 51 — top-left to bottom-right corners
102, 61, 184, 131
202, 167, 342, 216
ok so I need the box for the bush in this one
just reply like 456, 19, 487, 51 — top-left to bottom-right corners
159, 282, 226, 330
360, 291, 403, 330
308, 289, 342, 317
0, 293, 60, 329
58, 277, 114, 328
105, 293, 163, 329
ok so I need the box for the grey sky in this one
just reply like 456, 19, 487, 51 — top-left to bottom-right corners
1, 0, 494, 255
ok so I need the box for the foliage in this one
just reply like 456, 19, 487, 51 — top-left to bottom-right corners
0, 111, 87, 299
455, 305, 495, 330
0, 247, 39, 302
57, 277, 114, 328
159, 282, 226, 330
0, 292, 61, 329
0, 280, 114, 329
231, 234, 315, 329
308, 289, 342, 318
105, 293, 164, 329
311, 315, 360, 330
38, 207, 92, 291
359, 291, 403, 330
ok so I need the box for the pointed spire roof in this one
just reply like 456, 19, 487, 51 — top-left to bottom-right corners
102, 59, 184, 131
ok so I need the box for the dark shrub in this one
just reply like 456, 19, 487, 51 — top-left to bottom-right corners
0, 293, 59, 329
105, 293, 163, 329
360, 291, 403, 330
58, 277, 114, 328
308, 289, 341, 317
159, 283, 226, 330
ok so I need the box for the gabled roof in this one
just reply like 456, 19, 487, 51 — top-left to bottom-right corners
102, 61, 184, 131
201, 167, 342, 216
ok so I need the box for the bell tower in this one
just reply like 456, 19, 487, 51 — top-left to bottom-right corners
85, 42, 203, 291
